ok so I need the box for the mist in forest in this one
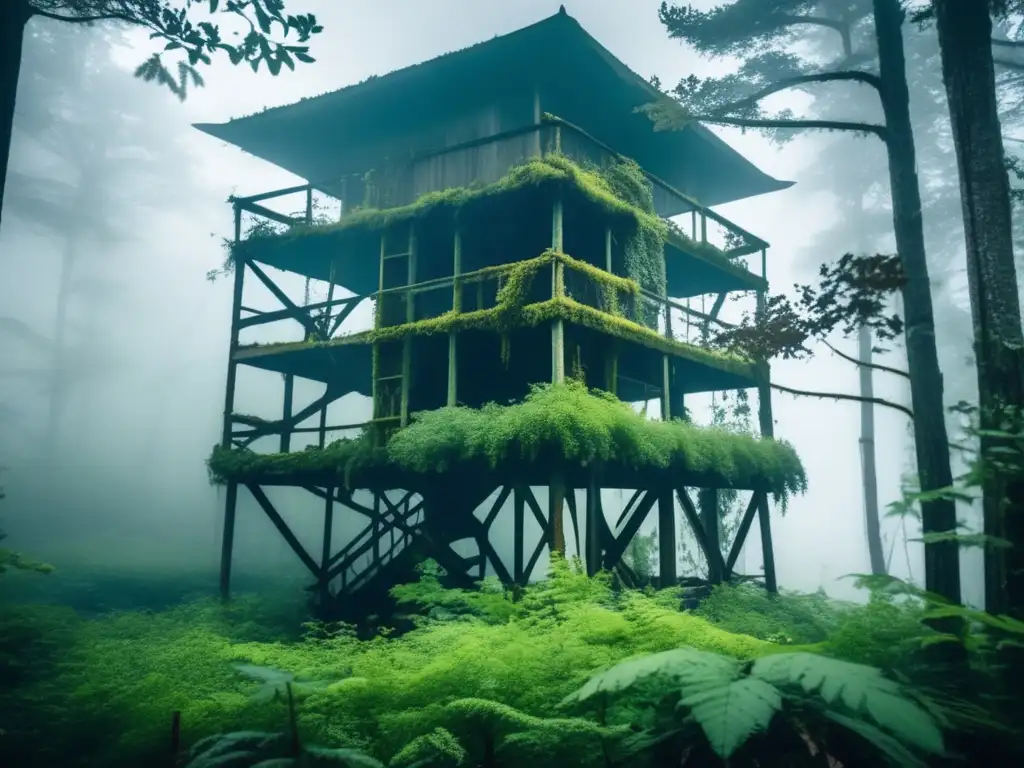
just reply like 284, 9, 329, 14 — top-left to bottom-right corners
0, 0, 994, 608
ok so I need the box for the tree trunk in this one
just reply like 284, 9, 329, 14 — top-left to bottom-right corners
934, 0, 1024, 619
872, 0, 961, 604
859, 325, 887, 575
0, 0, 32, 233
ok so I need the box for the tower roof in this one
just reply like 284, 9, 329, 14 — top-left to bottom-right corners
194, 9, 793, 208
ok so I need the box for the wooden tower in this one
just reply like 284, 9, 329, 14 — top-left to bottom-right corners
198, 8, 804, 612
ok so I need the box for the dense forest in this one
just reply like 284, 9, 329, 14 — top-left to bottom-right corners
1, 1, 1024, 766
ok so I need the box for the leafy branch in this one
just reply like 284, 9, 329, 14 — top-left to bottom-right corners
27, 0, 324, 100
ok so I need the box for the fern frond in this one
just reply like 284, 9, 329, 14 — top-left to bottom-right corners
679, 677, 781, 758
751, 653, 944, 755
561, 647, 739, 706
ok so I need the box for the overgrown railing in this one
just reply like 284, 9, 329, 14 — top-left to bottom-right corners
226, 114, 769, 272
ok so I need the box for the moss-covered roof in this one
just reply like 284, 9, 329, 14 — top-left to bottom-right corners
209, 382, 806, 498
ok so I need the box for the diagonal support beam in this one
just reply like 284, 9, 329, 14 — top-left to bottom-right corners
565, 487, 582, 557
245, 484, 320, 577
246, 260, 322, 340
725, 492, 762, 576
676, 487, 726, 584
603, 490, 657, 569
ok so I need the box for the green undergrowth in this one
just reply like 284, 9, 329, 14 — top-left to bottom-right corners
208, 381, 806, 500
0, 557, 950, 768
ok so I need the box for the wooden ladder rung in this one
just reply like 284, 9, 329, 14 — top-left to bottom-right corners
383, 251, 412, 260
376, 374, 404, 382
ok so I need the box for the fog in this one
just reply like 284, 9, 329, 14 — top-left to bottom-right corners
0, 0, 985, 608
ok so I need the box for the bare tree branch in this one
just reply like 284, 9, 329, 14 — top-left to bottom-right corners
771, 381, 914, 419
822, 339, 911, 379
995, 56, 1024, 72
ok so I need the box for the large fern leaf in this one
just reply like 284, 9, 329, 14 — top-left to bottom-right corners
560, 647, 739, 706
679, 677, 781, 758
751, 653, 944, 755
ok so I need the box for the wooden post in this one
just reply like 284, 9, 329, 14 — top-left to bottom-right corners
219, 204, 244, 601
604, 226, 613, 274
585, 472, 602, 576
281, 373, 293, 452
448, 228, 462, 407
551, 196, 565, 384
321, 488, 334, 604
658, 489, 676, 587
661, 356, 672, 421
756, 281, 778, 593
549, 472, 566, 555
699, 487, 722, 584
400, 226, 417, 427
219, 481, 238, 601
513, 486, 525, 583
532, 91, 542, 156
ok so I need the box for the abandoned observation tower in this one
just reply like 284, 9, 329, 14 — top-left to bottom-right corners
200, 7, 806, 612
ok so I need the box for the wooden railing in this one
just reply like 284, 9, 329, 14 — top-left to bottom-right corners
226, 114, 769, 271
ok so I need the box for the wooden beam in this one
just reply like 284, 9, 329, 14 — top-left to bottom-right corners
246, 484, 320, 577
549, 471, 566, 554
219, 481, 238, 600
585, 473, 603, 576
280, 374, 294, 452
725, 492, 761, 576
513, 486, 526, 583
246, 261, 321, 340
565, 486, 582, 558
551, 195, 565, 384
483, 485, 512, 528
320, 488, 334, 601
699, 487, 721, 582
676, 487, 726, 584
233, 183, 310, 206
615, 489, 643, 529
603, 490, 657, 569
658, 489, 676, 587
448, 227, 462, 407
238, 199, 300, 227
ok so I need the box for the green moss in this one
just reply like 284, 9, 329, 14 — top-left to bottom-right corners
209, 381, 806, 500
236, 250, 750, 376
230, 154, 668, 300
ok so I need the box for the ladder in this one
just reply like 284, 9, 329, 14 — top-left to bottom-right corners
372, 223, 417, 443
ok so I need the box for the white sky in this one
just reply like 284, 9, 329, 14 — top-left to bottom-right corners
1, 0, 982, 604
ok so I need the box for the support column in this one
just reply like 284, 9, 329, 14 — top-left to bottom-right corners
400, 225, 417, 427
658, 489, 676, 587
513, 486, 525, 584
756, 275, 778, 593
585, 472, 602, 576
281, 373, 294, 452
447, 227, 462, 407
220, 203, 244, 601
699, 487, 722, 584
551, 195, 565, 384
321, 488, 334, 605
549, 472, 566, 556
